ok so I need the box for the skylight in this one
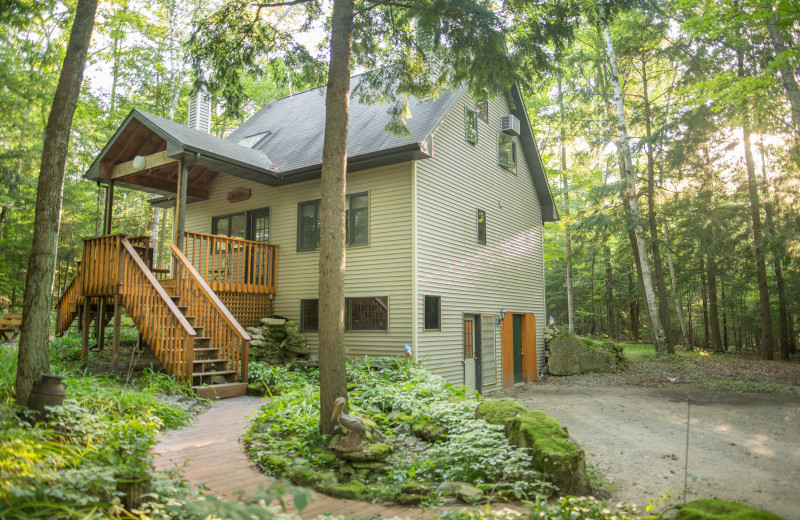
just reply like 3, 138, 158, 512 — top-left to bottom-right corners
238, 131, 270, 148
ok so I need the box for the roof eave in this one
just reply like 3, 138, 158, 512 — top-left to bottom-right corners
510, 84, 559, 223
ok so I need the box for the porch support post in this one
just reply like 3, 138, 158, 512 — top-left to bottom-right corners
103, 181, 115, 235
96, 298, 105, 351
174, 160, 188, 251
111, 294, 122, 371
81, 300, 91, 362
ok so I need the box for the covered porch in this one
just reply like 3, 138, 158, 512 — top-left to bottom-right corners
55, 109, 286, 395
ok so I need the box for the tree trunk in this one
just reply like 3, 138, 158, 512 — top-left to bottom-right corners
759, 142, 791, 360
700, 257, 709, 349
663, 222, 690, 348
641, 58, 672, 347
705, 248, 723, 353
589, 253, 596, 335
318, 0, 355, 436
763, 2, 800, 140
0, 205, 9, 238
604, 242, 614, 338
557, 76, 574, 334
722, 281, 728, 350
738, 49, 774, 360
687, 291, 693, 348
603, 23, 668, 353
15, 0, 98, 406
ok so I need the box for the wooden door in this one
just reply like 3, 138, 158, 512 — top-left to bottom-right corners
501, 312, 538, 388
463, 316, 476, 390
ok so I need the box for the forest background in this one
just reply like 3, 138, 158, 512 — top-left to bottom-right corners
1, 0, 798, 361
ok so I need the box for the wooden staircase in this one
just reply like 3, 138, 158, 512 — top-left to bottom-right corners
158, 278, 247, 398
55, 235, 250, 399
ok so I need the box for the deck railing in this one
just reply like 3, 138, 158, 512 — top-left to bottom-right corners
121, 239, 196, 378
55, 261, 83, 336
65, 234, 196, 378
183, 231, 278, 294
171, 244, 250, 382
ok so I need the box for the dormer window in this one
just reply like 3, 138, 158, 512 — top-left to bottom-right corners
238, 131, 270, 148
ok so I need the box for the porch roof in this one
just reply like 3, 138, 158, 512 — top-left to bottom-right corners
85, 109, 284, 201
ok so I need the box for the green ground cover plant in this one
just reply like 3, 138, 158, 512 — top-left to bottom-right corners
246, 358, 557, 505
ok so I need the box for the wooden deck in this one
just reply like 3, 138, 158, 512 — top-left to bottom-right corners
153, 396, 500, 519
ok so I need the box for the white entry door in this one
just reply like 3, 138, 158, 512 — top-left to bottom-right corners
464, 316, 476, 389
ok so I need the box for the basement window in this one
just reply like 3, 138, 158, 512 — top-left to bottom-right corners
300, 299, 319, 332
346, 297, 388, 331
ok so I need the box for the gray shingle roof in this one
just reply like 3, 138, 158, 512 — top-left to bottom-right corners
227, 75, 463, 176
132, 111, 279, 174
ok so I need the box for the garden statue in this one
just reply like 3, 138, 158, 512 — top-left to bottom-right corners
331, 396, 366, 452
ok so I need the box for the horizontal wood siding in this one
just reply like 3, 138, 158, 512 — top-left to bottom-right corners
184, 163, 413, 358
415, 91, 547, 387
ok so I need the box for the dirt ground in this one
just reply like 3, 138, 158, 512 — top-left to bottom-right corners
498, 356, 800, 519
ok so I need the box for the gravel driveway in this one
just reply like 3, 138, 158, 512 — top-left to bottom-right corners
499, 379, 800, 519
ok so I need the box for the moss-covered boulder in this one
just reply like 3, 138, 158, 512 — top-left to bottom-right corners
411, 421, 446, 442
646, 499, 785, 520
436, 481, 484, 504
247, 381, 268, 396
261, 317, 286, 327
476, 399, 527, 425
339, 442, 393, 462
394, 481, 433, 505
505, 411, 591, 496
283, 332, 309, 354
548, 335, 616, 375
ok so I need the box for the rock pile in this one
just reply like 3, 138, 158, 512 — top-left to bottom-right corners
246, 317, 309, 364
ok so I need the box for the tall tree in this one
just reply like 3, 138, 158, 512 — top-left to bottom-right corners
557, 74, 575, 334
15, 0, 99, 405
602, 20, 669, 353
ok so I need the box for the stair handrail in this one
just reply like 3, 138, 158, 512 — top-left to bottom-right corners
121, 240, 195, 336
54, 262, 83, 335
170, 243, 251, 382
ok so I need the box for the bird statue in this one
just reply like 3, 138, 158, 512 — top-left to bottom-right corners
331, 396, 367, 453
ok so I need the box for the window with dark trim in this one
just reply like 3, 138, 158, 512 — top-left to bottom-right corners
476, 94, 488, 122
346, 297, 388, 331
498, 133, 516, 172
424, 295, 441, 331
297, 200, 321, 251
477, 209, 486, 245
297, 193, 369, 251
212, 212, 246, 239
346, 192, 369, 246
465, 108, 478, 143
212, 208, 270, 242
300, 299, 319, 332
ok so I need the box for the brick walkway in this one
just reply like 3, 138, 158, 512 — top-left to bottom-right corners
153, 396, 472, 519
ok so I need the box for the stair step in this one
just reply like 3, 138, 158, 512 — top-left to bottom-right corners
193, 358, 228, 365
193, 337, 212, 349
193, 370, 236, 377
193, 383, 247, 399
184, 315, 196, 327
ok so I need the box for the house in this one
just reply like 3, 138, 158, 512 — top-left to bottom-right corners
56, 75, 558, 397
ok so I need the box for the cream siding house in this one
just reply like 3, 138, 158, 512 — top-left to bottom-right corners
84, 75, 557, 392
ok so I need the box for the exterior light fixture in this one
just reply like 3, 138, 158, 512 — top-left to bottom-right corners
496, 308, 507, 326
132, 155, 147, 170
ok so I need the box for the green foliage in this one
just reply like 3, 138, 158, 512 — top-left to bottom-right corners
246, 358, 553, 504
